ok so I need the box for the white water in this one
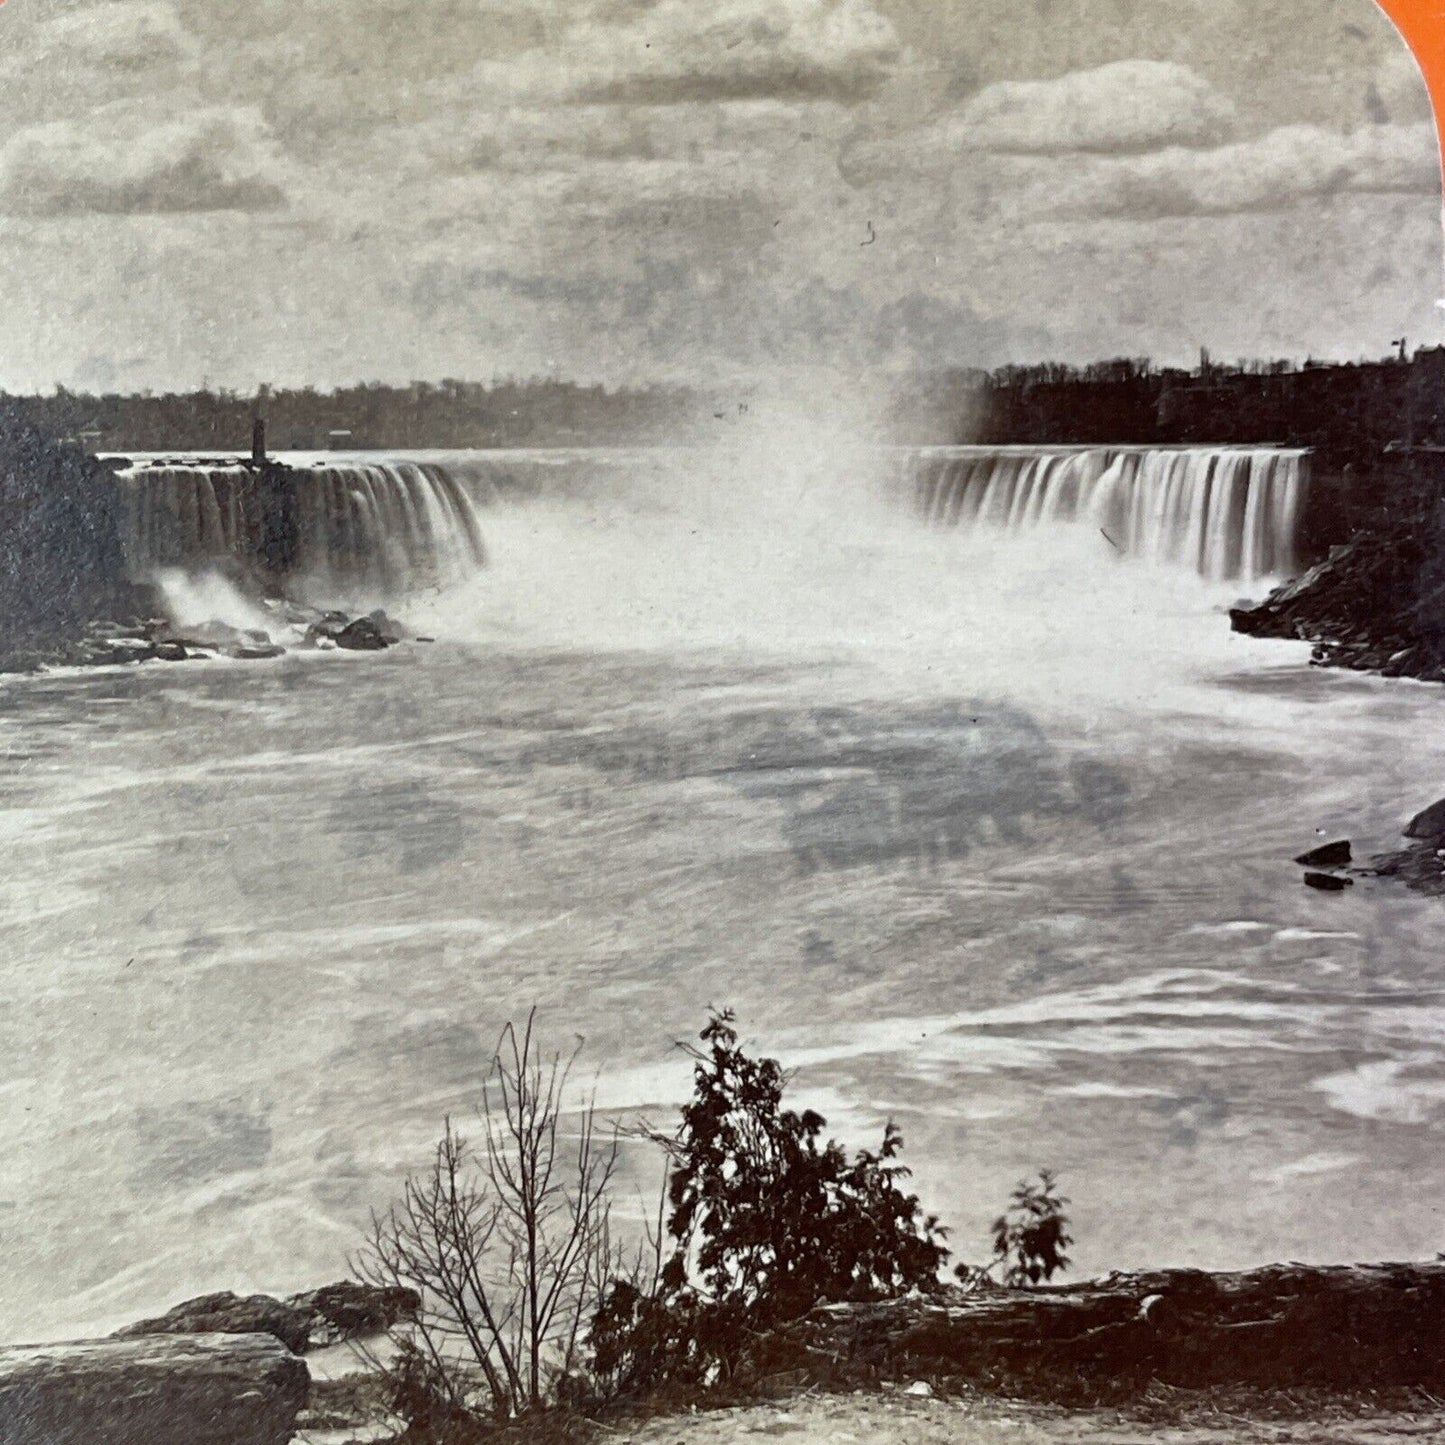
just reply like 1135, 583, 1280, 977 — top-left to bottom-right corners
113, 455, 487, 599
7, 442, 1445, 1347
909, 446, 1307, 581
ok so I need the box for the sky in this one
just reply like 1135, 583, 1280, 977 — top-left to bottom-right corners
0, 0, 1440, 392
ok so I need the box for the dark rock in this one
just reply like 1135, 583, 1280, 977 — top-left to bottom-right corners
86, 636, 157, 665
116, 1281, 418, 1356
1230, 483, 1445, 685
1303, 871, 1353, 892
303, 611, 351, 645
791, 1260, 1445, 1396
115, 1291, 313, 1355
286, 1281, 420, 1347
365, 608, 407, 644
1405, 797, 1445, 843
0, 1333, 306, 1445
224, 643, 286, 661
1382, 648, 1420, 677
157, 619, 244, 651
335, 616, 393, 651
1294, 840, 1352, 867
153, 642, 189, 662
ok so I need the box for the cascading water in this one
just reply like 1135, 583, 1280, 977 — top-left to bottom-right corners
292, 460, 486, 595
113, 456, 487, 596
112, 443, 1308, 605
906, 446, 1308, 581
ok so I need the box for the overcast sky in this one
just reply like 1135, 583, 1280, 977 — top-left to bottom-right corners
0, 0, 1440, 392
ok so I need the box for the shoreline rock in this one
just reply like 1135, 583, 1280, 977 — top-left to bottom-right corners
114, 1281, 419, 1355
0, 1332, 306, 1445
1295, 799, 1445, 898
1, 601, 415, 676
1230, 492, 1445, 684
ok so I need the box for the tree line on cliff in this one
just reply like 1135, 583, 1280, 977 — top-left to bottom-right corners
5, 345, 1442, 455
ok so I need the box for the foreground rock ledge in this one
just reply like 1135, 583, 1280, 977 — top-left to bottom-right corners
0, 1332, 307, 1445
788, 1262, 1445, 1398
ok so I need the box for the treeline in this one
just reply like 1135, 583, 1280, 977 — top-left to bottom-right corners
6, 348, 1442, 455
889, 348, 1445, 453
0, 378, 711, 453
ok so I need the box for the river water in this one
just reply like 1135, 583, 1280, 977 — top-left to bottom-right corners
5, 446, 1445, 1343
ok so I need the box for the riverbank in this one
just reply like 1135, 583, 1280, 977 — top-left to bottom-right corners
566, 1390, 1445, 1445
43, 1263, 1441, 1443
1229, 453, 1445, 681
292, 1382, 1445, 1445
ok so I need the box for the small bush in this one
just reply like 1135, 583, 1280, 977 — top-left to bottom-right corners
591, 1010, 948, 1395
988, 1169, 1072, 1287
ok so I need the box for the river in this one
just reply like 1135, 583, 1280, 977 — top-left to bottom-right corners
4, 444, 1445, 1343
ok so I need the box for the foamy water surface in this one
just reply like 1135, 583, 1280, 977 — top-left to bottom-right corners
4, 444, 1445, 1342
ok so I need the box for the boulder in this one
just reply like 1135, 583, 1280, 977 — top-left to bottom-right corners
303, 611, 351, 646
286, 1281, 420, 1347
1294, 840, 1351, 867
792, 1260, 1445, 1396
157, 619, 244, 652
224, 643, 286, 661
335, 616, 392, 651
153, 642, 189, 662
0, 1332, 306, 1445
365, 608, 407, 644
1405, 797, 1445, 843
114, 1292, 313, 1356
117, 1282, 419, 1354
1303, 871, 1353, 892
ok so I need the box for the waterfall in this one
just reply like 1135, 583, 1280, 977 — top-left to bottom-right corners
112, 444, 1308, 597
906, 446, 1308, 580
113, 457, 487, 596
292, 460, 486, 595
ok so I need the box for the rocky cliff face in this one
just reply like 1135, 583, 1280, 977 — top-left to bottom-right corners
1230, 472, 1445, 683
0, 420, 131, 665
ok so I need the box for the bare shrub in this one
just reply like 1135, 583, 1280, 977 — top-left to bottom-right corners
355, 1012, 619, 1430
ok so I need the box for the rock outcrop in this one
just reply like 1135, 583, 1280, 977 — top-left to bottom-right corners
0, 1332, 306, 1445
1230, 479, 1445, 684
288, 1280, 419, 1347
116, 1281, 419, 1354
781, 1261, 1445, 1401
1293, 799, 1445, 898
114, 1293, 313, 1356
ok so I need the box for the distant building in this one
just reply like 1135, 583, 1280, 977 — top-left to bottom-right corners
327, 429, 353, 449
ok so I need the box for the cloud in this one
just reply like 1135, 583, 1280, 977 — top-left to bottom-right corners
0, 106, 287, 217
959, 60, 1237, 155
41, 1, 196, 70
1037, 120, 1440, 221
464, 0, 900, 107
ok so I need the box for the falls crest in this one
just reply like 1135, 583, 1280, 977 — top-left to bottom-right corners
113, 444, 1309, 598
907, 446, 1307, 580
115, 458, 486, 597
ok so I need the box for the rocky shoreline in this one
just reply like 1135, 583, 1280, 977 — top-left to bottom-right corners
0, 595, 425, 675
12, 1265, 1445, 1444
1230, 486, 1445, 683
1291, 796, 1445, 898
